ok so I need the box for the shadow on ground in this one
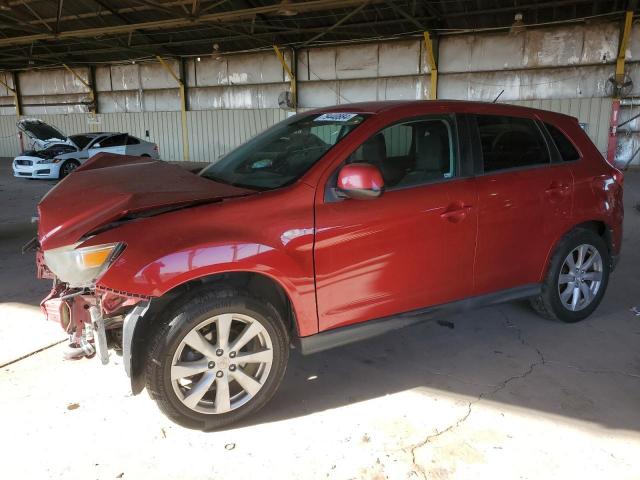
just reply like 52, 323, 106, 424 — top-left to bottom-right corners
2, 157, 639, 435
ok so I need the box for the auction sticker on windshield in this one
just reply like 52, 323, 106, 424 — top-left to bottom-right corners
315, 113, 359, 122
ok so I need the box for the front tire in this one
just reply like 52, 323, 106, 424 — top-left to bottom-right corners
59, 159, 79, 179
145, 289, 289, 430
531, 228, 610, 323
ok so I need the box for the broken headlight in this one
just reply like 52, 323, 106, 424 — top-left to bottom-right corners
43, 242, 124, 288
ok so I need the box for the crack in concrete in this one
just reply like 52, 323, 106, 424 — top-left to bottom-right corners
420, 368, 502, 389
407, 309, 546, 478
0, 339, 66, 369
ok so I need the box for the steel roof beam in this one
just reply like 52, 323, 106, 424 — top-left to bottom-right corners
0, 0, 378, 47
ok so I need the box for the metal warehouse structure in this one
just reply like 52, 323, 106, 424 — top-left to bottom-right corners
0, 0, 638, 166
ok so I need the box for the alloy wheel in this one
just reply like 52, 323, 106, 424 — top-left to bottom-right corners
170, 313, 274, 415
61, 162, 77, 176
557, 244, 603, 312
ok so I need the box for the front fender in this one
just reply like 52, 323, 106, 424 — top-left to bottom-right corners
88, 189, 317, 336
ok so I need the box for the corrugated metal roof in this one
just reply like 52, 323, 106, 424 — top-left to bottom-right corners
0, 0, 631, 70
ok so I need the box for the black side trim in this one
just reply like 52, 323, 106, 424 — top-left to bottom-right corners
297, 284, 541, 355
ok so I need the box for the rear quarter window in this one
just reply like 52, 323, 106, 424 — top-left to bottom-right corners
100, 134, 127, 147
544, 123, 581, 161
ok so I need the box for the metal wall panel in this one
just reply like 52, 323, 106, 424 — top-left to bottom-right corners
0, 109, 286, 162
440, 33, 525, 73
299, 47, 337, 81
615, 103, 640, 166
439, 65, 612, 102
18, 68, 90, 95
140, 60, 180, 90
0, 72, 15, 95
186, 109, 286, 162
440, 23, 619, 74
190, 57, 229, 87
378, 40, 421, 77
336, 44, 379, 79
1, 22, 632, 164
98, 91, 142, 113
227, 52, 285, 85
108, 64, 141, 91
0, 114, 20, 157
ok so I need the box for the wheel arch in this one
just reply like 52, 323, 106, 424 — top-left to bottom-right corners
539, 219, 613, 280
58, 158, 80, 178
128, 271, 299, 395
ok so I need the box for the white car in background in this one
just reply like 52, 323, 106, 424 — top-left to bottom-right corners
12, 119, 159, 180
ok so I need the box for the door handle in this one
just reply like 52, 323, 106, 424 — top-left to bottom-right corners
440, 204, 472, 223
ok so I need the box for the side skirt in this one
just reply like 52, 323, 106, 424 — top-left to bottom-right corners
297, 284, 541, 355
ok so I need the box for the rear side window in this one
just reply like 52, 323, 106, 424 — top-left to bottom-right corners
476, 115, 550, 172
126, 135, 140, 145
545, 123, 580, 161
100, 134, 127, 148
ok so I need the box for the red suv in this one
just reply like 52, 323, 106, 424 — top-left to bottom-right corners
35, 101, 623, 429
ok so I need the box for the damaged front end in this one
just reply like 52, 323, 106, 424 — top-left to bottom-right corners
35, 244, 149, 370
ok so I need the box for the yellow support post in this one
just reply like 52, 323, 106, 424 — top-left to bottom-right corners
423, 32, 438, 100
273, 45, 297, 109
156, 56, 189, 162
63, 63, 96, 114
615, 9, 634, 92
0, 73, 20, 117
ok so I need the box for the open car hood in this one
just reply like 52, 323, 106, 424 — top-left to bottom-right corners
18, 119, 70, 150
37, 154, 254, 250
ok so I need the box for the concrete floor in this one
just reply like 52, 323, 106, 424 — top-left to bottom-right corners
1, 157, 639, 480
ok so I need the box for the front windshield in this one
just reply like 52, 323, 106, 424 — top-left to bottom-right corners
200, 112, 367, 190
69, 134, 93, 150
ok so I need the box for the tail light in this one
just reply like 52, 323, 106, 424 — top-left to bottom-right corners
609, 162, 624, 187
612, 169, 624, 186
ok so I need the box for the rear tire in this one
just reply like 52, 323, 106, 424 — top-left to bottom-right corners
531, 228, 610, 323
145, 289, 289, 430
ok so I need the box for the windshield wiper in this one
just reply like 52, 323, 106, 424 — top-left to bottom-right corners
201, 174, 266, 191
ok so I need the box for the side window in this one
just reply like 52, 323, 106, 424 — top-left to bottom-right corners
87, 136, 105, 149
545, 123, 580, 161
382, 123, 413, 158
126, 135, 140, 145
348, 116, 457, 189
476, 115, 550, 172
99, 134, 127, 148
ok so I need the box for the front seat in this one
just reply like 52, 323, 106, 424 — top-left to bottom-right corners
360, 133, 404, 186
362, 133, 387, 173
401, 127, 447, 186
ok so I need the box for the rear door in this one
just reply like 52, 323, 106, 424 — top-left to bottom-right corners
472, 114, 573, 295
314, 114, 478, 331
124, 135, 144, 156
88, 133, 127, 158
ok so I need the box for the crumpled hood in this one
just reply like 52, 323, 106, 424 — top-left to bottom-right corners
37, 153, 254, 250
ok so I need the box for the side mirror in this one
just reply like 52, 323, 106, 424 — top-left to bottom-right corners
93, 143, 101, 148
337, 163, 384, 200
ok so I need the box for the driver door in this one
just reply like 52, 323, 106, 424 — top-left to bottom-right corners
314, 115, 478, 331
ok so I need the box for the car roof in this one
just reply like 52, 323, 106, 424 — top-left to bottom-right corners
70, 132, 121, 137
305, 100, 578, 123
